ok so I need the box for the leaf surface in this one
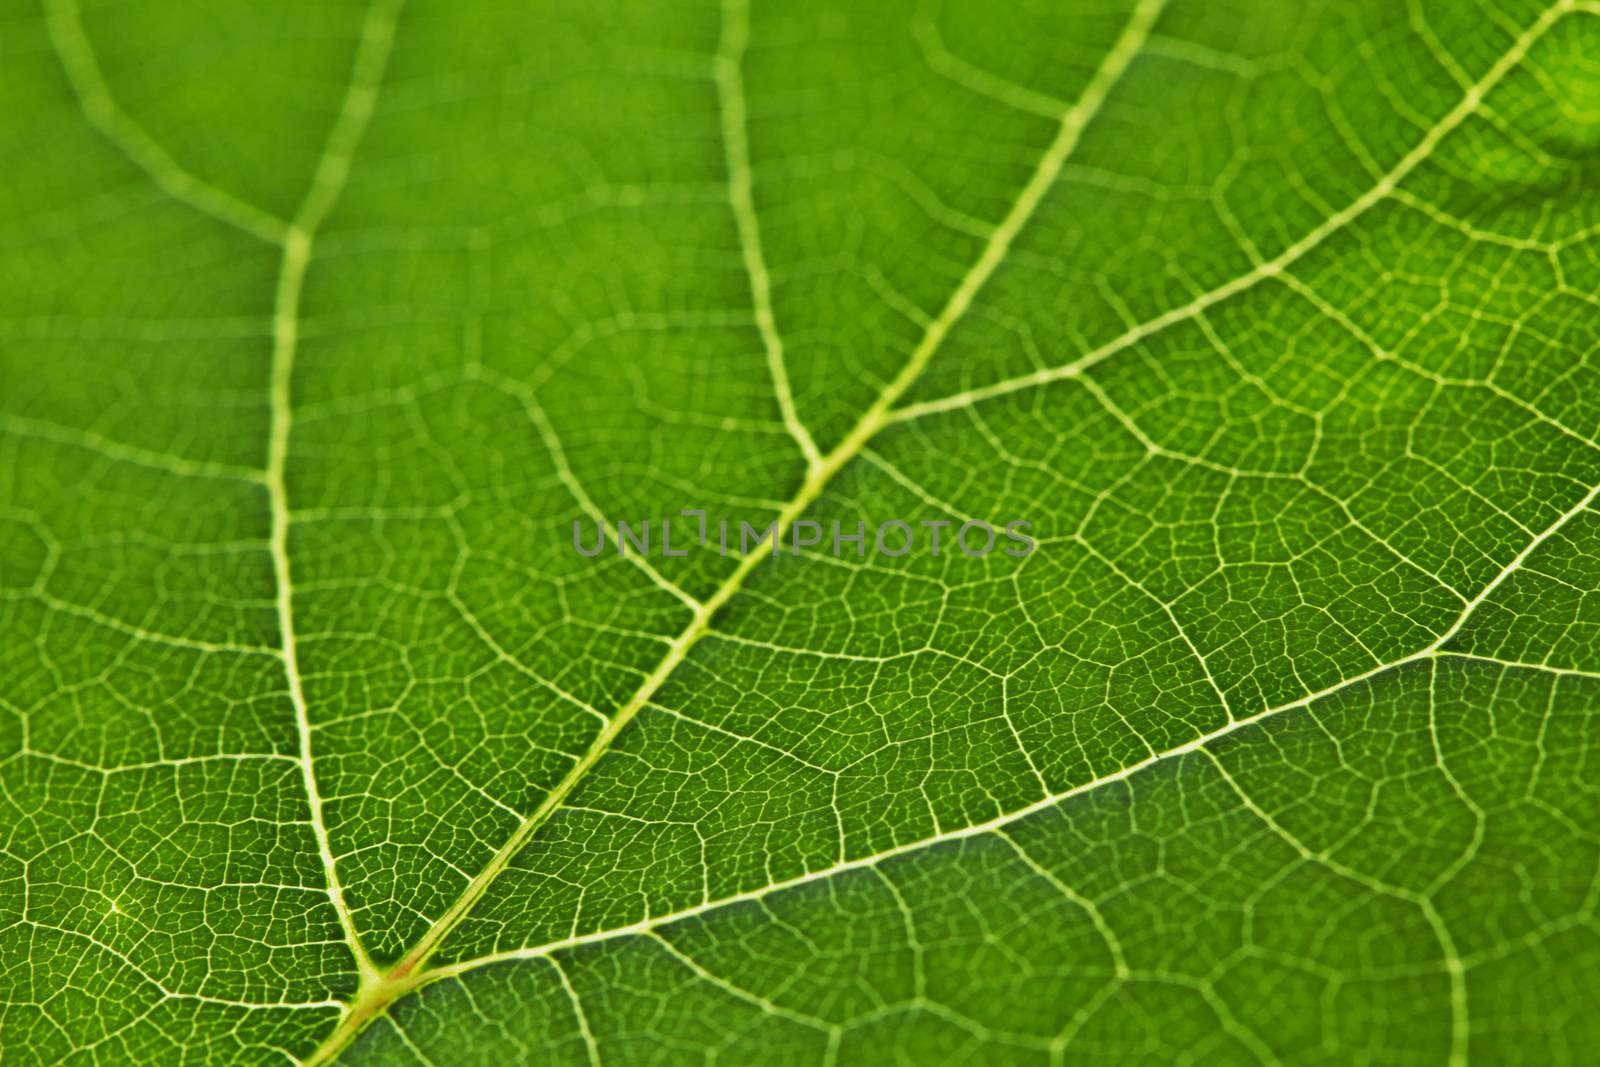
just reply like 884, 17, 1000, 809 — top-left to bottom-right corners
3, 0, 1600, 1063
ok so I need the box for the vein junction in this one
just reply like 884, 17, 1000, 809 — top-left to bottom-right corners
23, 0, 1596, 1061
302, 0, 1596, 1059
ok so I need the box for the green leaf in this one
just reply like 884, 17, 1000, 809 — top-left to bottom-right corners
4, 0, 1599, 1063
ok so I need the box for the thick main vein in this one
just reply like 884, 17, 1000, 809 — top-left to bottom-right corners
306, 0, 1166, 1057
270, 0, 405, 990
353, 0, 1583, 1019
410, 471, 1600, 990
888, 0, 1578, 426
34, 0, 399, 1018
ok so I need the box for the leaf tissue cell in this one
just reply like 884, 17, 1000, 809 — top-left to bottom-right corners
3, 0, 1598, 1063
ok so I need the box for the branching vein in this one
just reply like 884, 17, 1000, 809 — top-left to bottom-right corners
304, 0, 1165, 1056
42, 0, 289, 244
269, 0, 405, 992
